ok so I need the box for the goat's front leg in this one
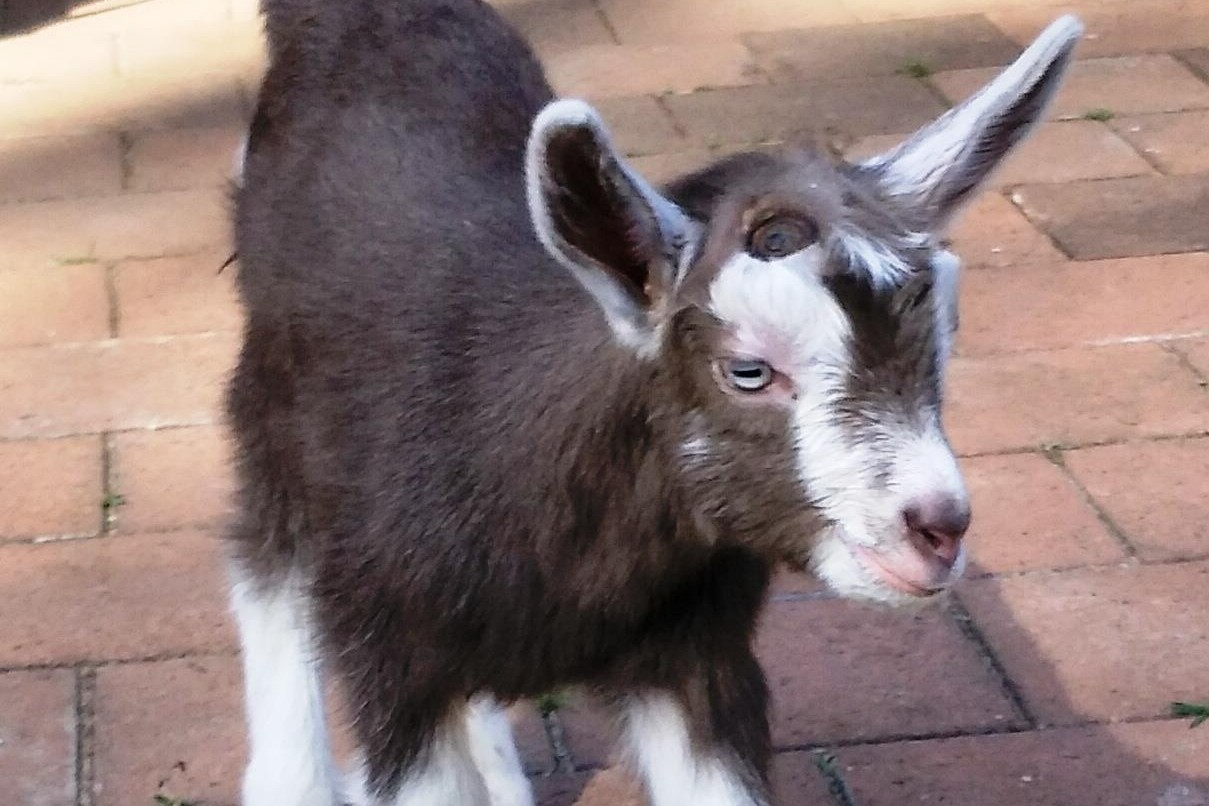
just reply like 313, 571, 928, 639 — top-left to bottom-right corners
622, 649, 773, 806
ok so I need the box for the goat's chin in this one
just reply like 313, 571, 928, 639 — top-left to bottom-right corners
808, 529, 952, 607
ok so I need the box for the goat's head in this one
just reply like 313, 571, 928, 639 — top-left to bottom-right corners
526, 17, 1081, 604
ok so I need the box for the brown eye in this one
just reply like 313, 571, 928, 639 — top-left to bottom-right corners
748, 216, 816, 260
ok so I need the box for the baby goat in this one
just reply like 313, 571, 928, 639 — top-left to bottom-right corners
227, 2, 1081, 804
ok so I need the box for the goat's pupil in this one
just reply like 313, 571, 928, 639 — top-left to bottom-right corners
724, 359, 773, 392
749, 216, 816, 260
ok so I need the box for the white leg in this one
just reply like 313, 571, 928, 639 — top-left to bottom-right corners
465, 697, 535, 806
388, 709, 490, 806
232, 570, 339, 806
624, 694, 765, 806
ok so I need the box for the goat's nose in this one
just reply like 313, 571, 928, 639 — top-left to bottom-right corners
903, 495, 971, 569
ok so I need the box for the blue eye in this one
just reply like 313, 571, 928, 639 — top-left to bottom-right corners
723, 358, 774, 393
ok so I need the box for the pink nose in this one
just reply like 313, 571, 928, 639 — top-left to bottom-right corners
904, 495, 971, 569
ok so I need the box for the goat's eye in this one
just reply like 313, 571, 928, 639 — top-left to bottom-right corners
721, 358, 775, 393
748, 216, 815, 260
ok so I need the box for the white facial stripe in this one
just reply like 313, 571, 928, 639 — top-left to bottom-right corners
708, 246, 850, 375
708, 247, 880, 542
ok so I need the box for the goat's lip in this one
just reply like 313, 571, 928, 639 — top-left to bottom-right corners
852, 545, 944, 599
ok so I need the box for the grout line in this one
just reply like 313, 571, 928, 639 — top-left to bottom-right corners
4, 423, 1209, 457
918, 73, 955, 110
1044, 447, 1139, 559
774, 721, 1030, 755
651, 93, 689, 141
1172, 50, 1209, 85
586, 0, 621, 45
100, 432, 118, 535
770, 589, 839, 603
0, 649, 239, 675
1161, 340, 1209, 388
956, 429, 1209, 460
541, 709, 576, 774
116, 131, 134, 190
0, 421, 221, 446
103, 261, 120, 338
1101, 118, 1169, 176
74, 666, 97, 806
1, 520, 226, 547
1000, 186, 1075, 260
944, 596, 1037, 728
773, 711, 1194, 756
812, 749, 859, 806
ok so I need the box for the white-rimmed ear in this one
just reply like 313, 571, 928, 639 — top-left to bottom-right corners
526, 99, 695, 350
861, 15, 1083, 228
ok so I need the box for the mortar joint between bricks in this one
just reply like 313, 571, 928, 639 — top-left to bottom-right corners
1001, 186, 1075, 260
100, 433, 119, 534
811, 748, 859, 806
1161, 341, 1209, 389
75, 666, 97, 806
116, 131, 135, 191
1043, 447, 1140, 559
539, 708, 576, 775
103, 261, 121, 338
944, 596, 1037, 728
1103, 118, 1170, 176
585, 0, 621, 45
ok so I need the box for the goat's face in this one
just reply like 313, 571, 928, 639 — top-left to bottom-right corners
527, 17, 1082, 604
654, 153, 967, 604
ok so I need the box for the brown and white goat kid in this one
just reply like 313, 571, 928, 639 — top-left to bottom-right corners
226, 3, 1081, 804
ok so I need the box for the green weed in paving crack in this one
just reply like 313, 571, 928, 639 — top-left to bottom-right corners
1083, 107, 1115, 121
813, 750, 857, 806
897, 60, 934, 79
152, 795, 197, 806
56, 255, 99, 266
535, 690, 569, 717
1172, 701, 1209, 728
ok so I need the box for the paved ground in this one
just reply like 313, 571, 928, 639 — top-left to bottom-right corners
2, 0, 1209, 804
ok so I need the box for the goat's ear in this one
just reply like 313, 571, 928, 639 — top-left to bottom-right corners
861, 15, 1082, 228
526, 99, 693, 349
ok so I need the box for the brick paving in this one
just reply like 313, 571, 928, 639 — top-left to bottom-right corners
1, 0, 1209, 804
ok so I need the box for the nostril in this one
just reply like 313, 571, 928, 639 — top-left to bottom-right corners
921, 527, 961, 568
904, 496, 971, 568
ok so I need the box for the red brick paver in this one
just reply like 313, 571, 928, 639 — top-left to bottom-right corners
3, 1, 1209, 805
0, 670, 76, 806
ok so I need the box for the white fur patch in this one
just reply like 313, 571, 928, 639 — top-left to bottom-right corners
931, 248, 961, 363
390, 711, 489, 806
465, 697, 534, 806
625, 694, 764, 806
231, 571, 339, 806
708, 246, 850, 375
832, 229, 930, 289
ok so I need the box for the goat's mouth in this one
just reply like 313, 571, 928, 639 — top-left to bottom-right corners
851, 544, 945, 598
